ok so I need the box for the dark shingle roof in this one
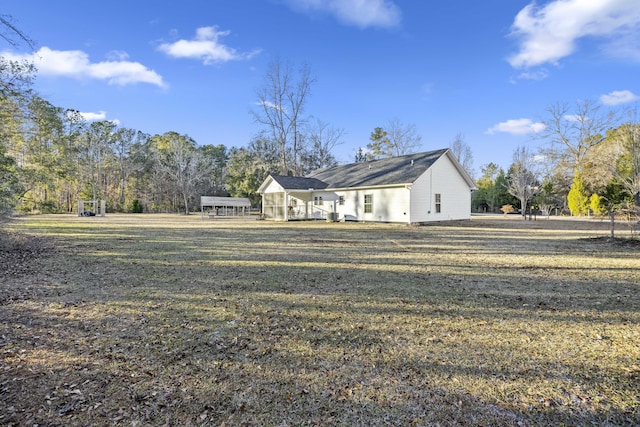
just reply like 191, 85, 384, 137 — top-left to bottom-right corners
269, 175, 329, 190
307, 149, 449, 188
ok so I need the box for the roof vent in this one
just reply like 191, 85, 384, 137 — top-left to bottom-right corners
411, 160, 414, 166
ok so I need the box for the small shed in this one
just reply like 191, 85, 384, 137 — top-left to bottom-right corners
201, 196, 251, 218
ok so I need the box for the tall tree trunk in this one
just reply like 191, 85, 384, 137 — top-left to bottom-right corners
120, 171, 126, 207
610, 211, 615, 239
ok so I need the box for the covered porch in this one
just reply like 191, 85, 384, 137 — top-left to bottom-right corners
262, 190, 335, 221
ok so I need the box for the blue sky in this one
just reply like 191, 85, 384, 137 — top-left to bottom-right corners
3, 0, 640, 174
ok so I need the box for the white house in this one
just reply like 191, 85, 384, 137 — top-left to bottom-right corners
257, 148, 476, 224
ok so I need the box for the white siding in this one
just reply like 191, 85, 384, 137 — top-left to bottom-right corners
334, 186, 410, 222
261, 179, 284, 194
410, 154, 471, 223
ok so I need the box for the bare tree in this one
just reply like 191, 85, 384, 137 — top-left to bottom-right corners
80, 120, 117, 202
301, 118, 343, 172
252, 58, 314, 175
113, 128, 149, 208
154, 132, 203, 215
617, 113, 640, 207
0, 15, 35, 50
366, 119, 422, 159
449, 132, 474, 178
581, 133, 624, 192
0, 15, 36, 144
541, 100, 618, 176
507, 146, 538, 219
0, 14, 36, 111
0, 15, 36, 216
386, 118, 422, 156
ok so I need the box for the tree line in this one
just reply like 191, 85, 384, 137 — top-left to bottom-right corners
0, 94, 231, 215
0, 32, 348, 216
0, 21, 422, 217
472, 100, 640, 223
1, 18, 639, 219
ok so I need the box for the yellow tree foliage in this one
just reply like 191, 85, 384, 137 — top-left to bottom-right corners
589, 193, 603, 216
568, 173, 589, 216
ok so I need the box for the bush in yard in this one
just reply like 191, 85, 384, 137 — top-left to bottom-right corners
589, 193, 604, 216
129, 198, 143, 213
39, 200, 59, 214
568, 173, 589, 216
500, 204, 515, 215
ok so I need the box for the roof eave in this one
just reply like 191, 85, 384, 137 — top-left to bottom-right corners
323, 183, 410, 192
257, 175, 276, 194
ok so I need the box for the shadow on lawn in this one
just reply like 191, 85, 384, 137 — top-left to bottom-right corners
2, 289, 638, 426
1, 217, 639, 425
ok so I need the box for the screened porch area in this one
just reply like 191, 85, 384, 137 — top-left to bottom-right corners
262, 191, 331, 221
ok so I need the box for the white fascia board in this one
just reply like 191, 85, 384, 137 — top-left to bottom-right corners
324, 183, 409, 192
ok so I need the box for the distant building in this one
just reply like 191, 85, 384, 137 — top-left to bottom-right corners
200, 196, 251, 217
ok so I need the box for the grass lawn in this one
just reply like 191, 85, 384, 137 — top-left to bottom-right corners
1, 214, 639, 426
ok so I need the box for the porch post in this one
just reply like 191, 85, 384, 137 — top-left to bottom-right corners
284, 191, 289, 221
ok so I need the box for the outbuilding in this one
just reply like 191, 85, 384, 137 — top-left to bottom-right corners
200, 196, 251, 218
257, 148, 476, 224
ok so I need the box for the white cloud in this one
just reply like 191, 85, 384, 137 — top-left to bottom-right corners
517, 69, 549, 81
603, 31, 640, 61
256, 100, 285, 112
2, 47, 166, 87
79, 110, 107, 121
72, 110, 120, 125
106, 50, 130, 61
600, 89, 639, 105
487, 118, 546, 135
284, 0, 401, 29
157, 26, 260, 64
563, 114, 585, 122
508, 0, 640, 68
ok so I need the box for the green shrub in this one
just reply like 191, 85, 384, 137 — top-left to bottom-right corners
39, 200, 59, 214
129, 199, 143, 213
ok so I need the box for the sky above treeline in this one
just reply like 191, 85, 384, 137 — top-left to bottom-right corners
3, 0, 640, 174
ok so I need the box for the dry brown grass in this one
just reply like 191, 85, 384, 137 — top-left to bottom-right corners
1, 214, 639, 426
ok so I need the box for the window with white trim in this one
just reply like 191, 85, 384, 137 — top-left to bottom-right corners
435, 193, 441, 213
364, 194, 373, 213
338, 196, 345, 206
314, 196, 323, 206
